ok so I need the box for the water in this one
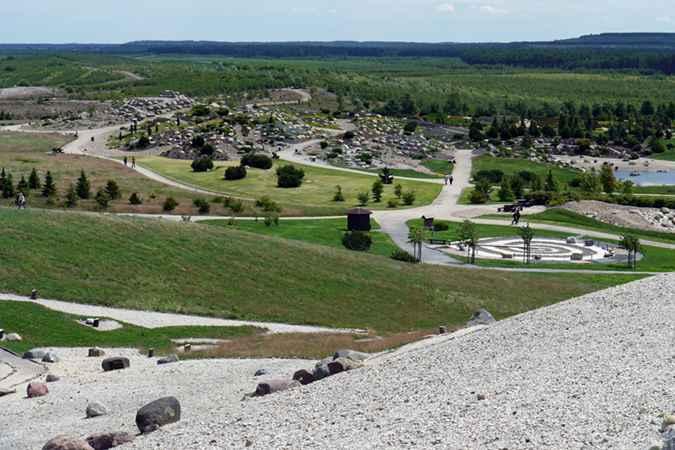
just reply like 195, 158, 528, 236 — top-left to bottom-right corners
615, 170, 675, 186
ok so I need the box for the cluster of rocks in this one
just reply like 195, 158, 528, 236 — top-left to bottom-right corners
0, 328, 22, 342
564, 200, 675, 232
251, 349, 369, 398
111, 92, 193, 122
23, 348, 60, 363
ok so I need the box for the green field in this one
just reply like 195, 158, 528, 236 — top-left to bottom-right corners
138, 156, 441, 215
422, 159, 454, 175
459, 187, 502, 205
202, 218, 400, 257
0, 209, 641, 334
650, 139, 675, 161
472, 155, 580, 185
0, 301, 259, 354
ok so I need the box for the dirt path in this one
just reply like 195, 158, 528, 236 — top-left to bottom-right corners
0, 293, 363, 335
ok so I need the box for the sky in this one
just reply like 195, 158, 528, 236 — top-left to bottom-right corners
1, 0, 673, 43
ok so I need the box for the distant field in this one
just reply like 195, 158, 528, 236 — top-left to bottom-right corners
138, 156, 441, 215
472, 155, 580, 185
0, 209, 641, 333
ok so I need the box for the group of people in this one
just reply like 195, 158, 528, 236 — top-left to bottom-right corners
123, 156, 136, 168
443, 175, 454, 186
15, 191, 27, 209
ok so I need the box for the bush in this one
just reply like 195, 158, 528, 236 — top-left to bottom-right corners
342, 231, 372, 252
469, 189, 489, 204
241, 153, 273, 170
193, 198, 210, 214
387, 198, 399, 208
333, 185, 345, 202
475, 169, 504, 184
524, 191, 552, 206
391, 249, 418, 263
129, 192, 143, 205
401, 191, 416, 206
276, 165, 305, 188
200, 143, 216, 156
256, 196, 281, 212
229, 200, 245, 213
264, 213, 280, 227
357, 191, 370, 206
95, 189, 110, 209
105, 180, 121, 200
163, 197, 178, 212
224, 165, 247, 180
191, 157, 214, 173
433, 222, 449, 232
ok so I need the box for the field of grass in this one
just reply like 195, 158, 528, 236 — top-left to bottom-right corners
650, 139, 675, 161
138, 156, 441, 215
458, 187, 502, 205
0, 209, 641, 334
472, 155, 580, 186
0, 301, 259, 355
422, 159, 454, 175
0, 132, 251, 215
202, 218, 399, 257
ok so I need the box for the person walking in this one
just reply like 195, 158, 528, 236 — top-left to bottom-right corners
15, 191, 26, 209
449, 176, 454, 185
512, 208, 521, 225
123, 156, 128, 167
131, 156, 136, 169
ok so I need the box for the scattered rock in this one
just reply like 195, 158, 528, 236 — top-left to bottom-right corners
467, 309, 496, 327
88, 348, 105, 358
333, 349, 370, 362
23, 349, 47, 360
27, 382, 49, 398
86, 402, 109, 418
42, 435, 94, 450
663, 415, 675, 431
101, 357, 130, 372
477, 393, 487, 401
292, 369, 315, 385
438, 326, 448, 334
135, 396, 181, 433
157, 354, 179, 365
42, 352, 60, 363
85, 432, 134, 450
4, 333, 22, 341
255, 379, 301, 397
46, 374, 60, 383
327, 357, 363, 375
312, 364, 330, 381
0, 387, 16, 397
254, 368, 269, 377
664, 426, 675, 450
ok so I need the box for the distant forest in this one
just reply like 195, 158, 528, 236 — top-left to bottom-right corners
1, 33, 674, 74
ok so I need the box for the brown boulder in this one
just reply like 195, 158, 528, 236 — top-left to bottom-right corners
27, 382, 49, 398
85, 432, 135, 450
292, 369, 315, 386
255, 379, 301, 397
42, 435, 94, 450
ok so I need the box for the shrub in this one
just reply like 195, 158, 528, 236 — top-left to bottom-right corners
191, 157, 214, 173
241, 153, 273, 170
433, 222, 449, 232
475, 169, 504, 184
200, 143, 216, 156
401, 191, 416, 206
76, 170, 90, 199
41, 171, 57, 198
469, 189, 489, 204
394, 184, 403, 199
64, 184, 78, 208
372, 180, 384, 203
264, 213, 280, 227
333, 185, 345, 202
256, 196, 281, 213
105, 180, 121, 200
387, 198, 399, 208
342, 231, 372, 252
129, 192, 143, 205
163, 197, 178, 212
229, 199, 245, 213
225, 165, 247, 180
276, 165, 305, 188
193, 198, 211, 214
391, 249, 418, 263
94, 189, 110, 209
357, 191, 370, 206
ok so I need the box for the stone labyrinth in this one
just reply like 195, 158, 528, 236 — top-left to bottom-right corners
462, 237, 616, 263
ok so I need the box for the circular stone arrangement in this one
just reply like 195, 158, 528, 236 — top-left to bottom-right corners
449, 237, 623, 263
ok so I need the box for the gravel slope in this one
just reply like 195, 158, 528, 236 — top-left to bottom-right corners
129, 274, 672, 449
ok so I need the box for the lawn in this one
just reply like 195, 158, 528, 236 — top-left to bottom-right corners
202, 218, 400, 257
458, 187, 502, 205
421, 159, 454, 176
137, 156, 442, 215
0, 209, 640, 334
472, 155, 580, 185
0, 132, 246, 215
0, 301, 259, 355
650, 139, 675, 161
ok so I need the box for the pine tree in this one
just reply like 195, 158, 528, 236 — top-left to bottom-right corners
76, 170, 91, 199
64, 183, 78, 208
544, 170, 559, 193
2, 172, 14, 199
105, 180, 121, 200
42, 171, 57, 198
17, 175, 28, 192
28, 168, 41, 190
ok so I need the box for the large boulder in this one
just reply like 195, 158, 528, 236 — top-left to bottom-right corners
466, 309, 496, 327
46, 374, 60, 383
5, 333, 22, 341
88, 348, 105, 358
292, 369, 315, 386
42, 436, 94, 450
101, 357, 130, 372
43, 352, 60, 363
327, 357, 363, 375
27, 382, 49, 398
312, 364, 330, 381
85, 432, 134, 450
255, 379, 301, 397
157, 354, 179, 365
254, 368, 269, 377
333, 349, 369, 362
135, 397, 181, 433
23, 349, 47, 360
86, 402, 108, 418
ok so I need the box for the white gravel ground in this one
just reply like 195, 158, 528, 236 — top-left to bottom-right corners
2, 275, 672, 449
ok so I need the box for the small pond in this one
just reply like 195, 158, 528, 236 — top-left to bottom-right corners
615, 170, 675, 186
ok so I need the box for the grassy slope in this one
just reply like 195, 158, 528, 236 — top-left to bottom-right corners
0, 301, 259, 354
0, 132, 236, 215
137, 156, 441, 214
202, 219, 400, 257
472, 155, 579, 185
0, 210, 640, 334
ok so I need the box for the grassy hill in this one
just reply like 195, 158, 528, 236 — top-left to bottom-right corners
0, 209, 641, 333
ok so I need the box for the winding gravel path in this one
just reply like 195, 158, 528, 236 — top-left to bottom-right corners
0, 293, 363, 335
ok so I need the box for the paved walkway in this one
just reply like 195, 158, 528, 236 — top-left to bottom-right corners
0, 348, 46, 390
0, 293, 364, 335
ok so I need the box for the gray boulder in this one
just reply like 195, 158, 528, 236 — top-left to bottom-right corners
85, 432, 134, 450
255, 379, 301, 397
88, 348, 105, 358
333, 349, 370, 362
43, 352, 60, 363
328, 357, 363, 375
467, 309, 496, 327
312, 364, 330, 381
157, 354, 179, 365
101, 357, 130, 372
254, 368, 269, 377
664, 427, 675, 450
5, 333, 22, 341
292, 369, 315, 386
86, 402, 108, 418
42, 435, 94, 450
135, 396, 181, 433
23, 349, 47, 360
46, 374, 60, 383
